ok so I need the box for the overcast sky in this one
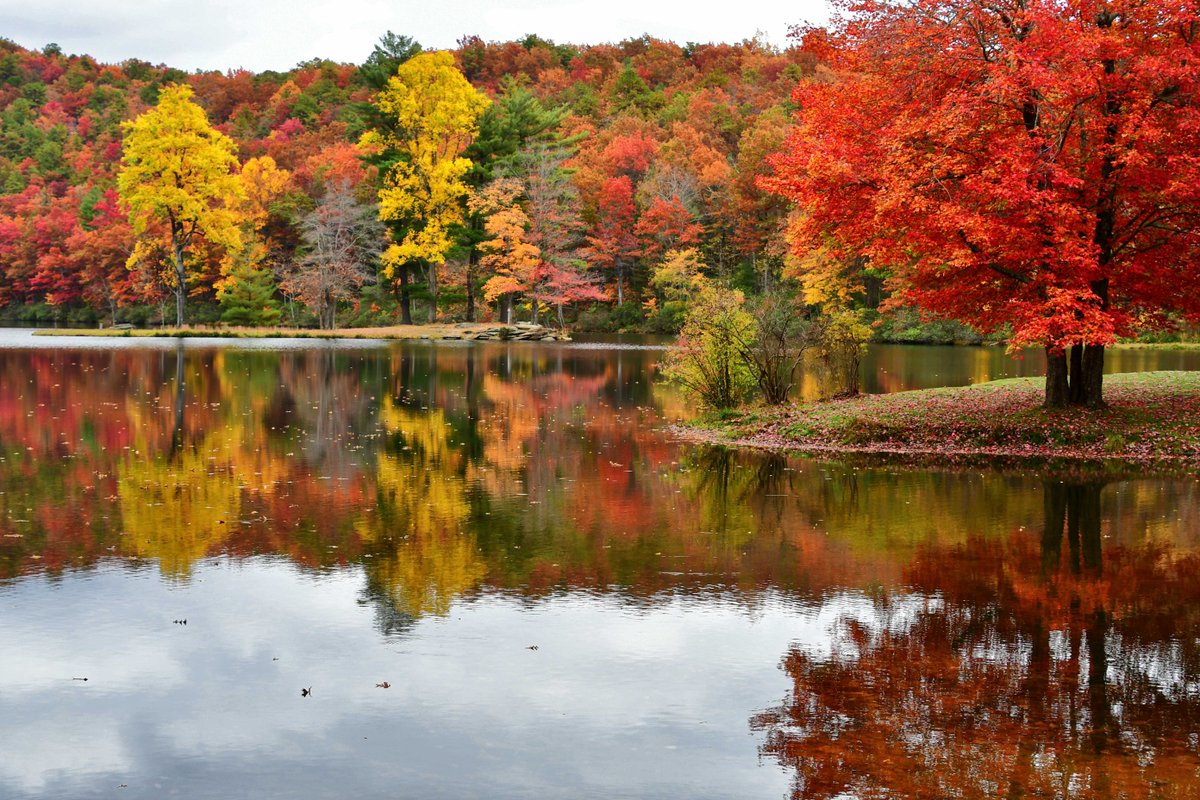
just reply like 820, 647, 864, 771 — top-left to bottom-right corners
1, 0, 831, 73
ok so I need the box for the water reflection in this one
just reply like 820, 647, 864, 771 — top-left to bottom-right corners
754, 479, 1200, 799
2, 343, 1198, 600
0, 343, 690, 595
1, 340, 1199, 799
859, 344, 1200, 396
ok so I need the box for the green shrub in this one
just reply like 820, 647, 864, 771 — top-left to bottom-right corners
662, 286, 756, 410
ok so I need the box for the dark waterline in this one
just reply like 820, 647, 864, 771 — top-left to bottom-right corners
1, 338, 1198, 799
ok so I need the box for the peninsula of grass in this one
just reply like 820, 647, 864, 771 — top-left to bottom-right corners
31, 322, 569, 342
679, 371, 1200, 468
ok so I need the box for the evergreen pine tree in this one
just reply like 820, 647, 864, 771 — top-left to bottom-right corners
217, 249, 281, 326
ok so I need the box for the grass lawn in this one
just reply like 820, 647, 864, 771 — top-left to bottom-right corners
681, 371, 1200, 469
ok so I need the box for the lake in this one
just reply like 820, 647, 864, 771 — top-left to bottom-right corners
2, 329, 1199, 799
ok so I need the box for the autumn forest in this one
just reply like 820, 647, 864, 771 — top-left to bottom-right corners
0, 32, 805, 332
4, 2, 1200, 798
4, 0, 1199, 414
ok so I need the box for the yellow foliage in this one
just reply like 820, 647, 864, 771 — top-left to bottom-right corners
214, 156, 289, 299
118, 84, 244, 263
649, 247, 710, 305
237, 156, 291, 229
119, 443, 240, 581
365, 531, 487, 618
363, 52, 490, 276
662, 284, 757, 409
359, 398, 485, 617
116, 349, 322, 580
785, 240, 865, 308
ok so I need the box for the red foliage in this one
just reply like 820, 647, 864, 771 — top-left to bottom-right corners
635, 195, 703, 263
0, 32, 811, 318
600, 132, 659, 181
585, 176, 640, 304
767, 0, 1200, 351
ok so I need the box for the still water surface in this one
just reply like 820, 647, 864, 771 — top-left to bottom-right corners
1, 330, 1199, 799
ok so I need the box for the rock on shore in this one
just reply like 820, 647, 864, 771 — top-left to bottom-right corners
447, 323, 571, 342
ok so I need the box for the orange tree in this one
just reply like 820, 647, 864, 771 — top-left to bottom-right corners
767, 0, 1200, 407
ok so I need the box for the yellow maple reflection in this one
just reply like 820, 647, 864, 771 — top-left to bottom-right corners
119, 441, 241, 580
358, 397, 485, 618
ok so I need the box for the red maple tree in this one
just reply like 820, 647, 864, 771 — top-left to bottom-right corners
767, 0, 1200, 407
635, 195, 704, 264
585, 175, 640, 305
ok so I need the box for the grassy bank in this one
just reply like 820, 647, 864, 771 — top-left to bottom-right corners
679, 371, 1200, 469
31, 323, 569, 342
1109, 341, 1200, 351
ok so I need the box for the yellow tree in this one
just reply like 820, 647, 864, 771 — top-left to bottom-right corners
646, 247, 710, 329
118, 84, 244, 326
236, 155, 291, 229
119, 442, 241, 581
358, 399, 485, 621
216, 156, 291, 326
785, 235, 872, 398
362, 51, 489, 323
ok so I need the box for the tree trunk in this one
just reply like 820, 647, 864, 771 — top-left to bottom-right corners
426, 261, 437, 323
1080, 344, 1105, 408
397, 266, 412, 325
1079, 483, 1103, 572
1045, 343, 1105, 408
171, 223, 187, 327
1042, 481, 1066, 573
169, 342, 185, 459
465, 249, 477, 322
1068, 344, 1084, 405
1045, 347, 1070, 408
1087, 605, 1113, 761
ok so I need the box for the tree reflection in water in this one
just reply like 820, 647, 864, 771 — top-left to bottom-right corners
753, 480, 1200, 799
4, 344, 1200, 797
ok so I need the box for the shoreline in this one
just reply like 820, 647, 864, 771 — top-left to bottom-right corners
30, 322, 571, 342
672, 371, 1200, 473
26, 325, 1200, 349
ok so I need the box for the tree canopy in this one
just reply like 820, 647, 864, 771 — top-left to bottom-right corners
117, 83, 243, 326
0, 34, 811, 329
362, 51, 490, 321
766, 0, 1200, 407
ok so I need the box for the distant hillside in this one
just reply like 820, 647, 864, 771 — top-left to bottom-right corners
0, 34, 820, 326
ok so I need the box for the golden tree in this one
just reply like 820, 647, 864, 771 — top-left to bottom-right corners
234, 155, 291, 229
358, 398, 485, 622
118, 84, 244, 326
215, 155, 292, 326
362, 51, 489, 322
